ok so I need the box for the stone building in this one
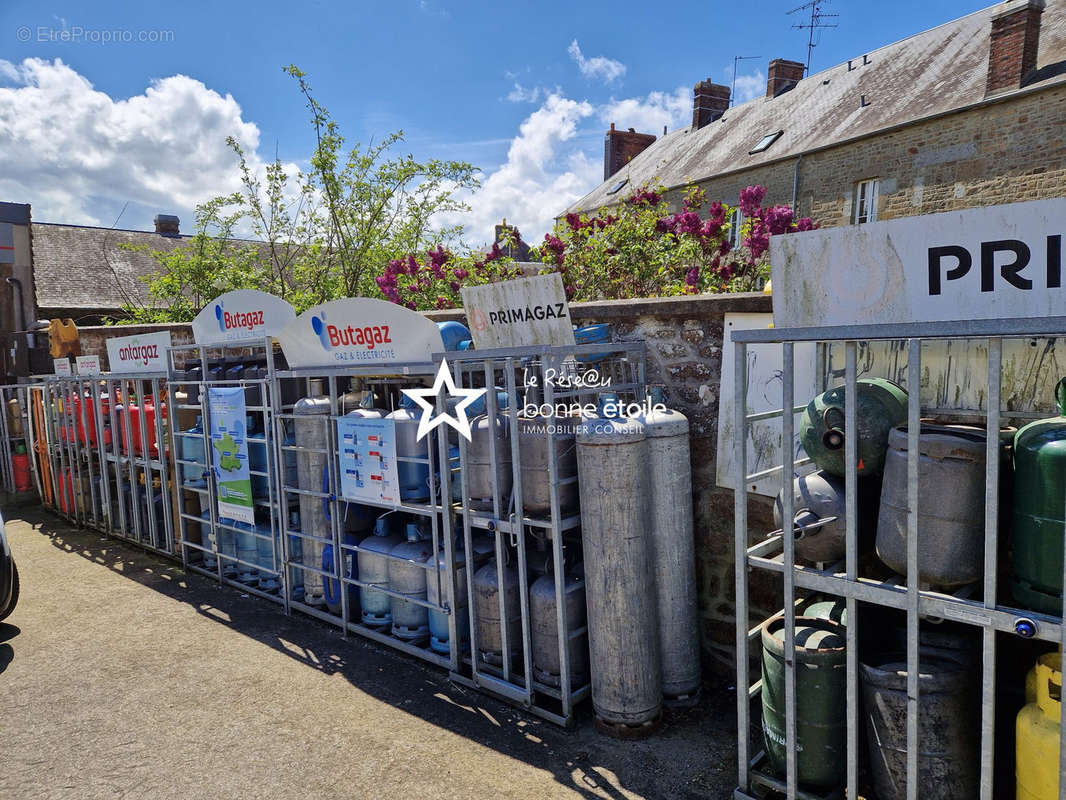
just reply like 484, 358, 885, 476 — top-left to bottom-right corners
568, 0, 1066, 229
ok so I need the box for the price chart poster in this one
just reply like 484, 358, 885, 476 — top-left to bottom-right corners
336, 417, 400, 505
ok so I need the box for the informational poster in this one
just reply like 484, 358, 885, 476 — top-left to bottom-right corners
75, 355, 101, 376
53, 358, 72, 376
208, 386, 254, 524
336, 416, 400, 505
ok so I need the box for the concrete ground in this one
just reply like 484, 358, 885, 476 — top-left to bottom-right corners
0, 507, 738, 800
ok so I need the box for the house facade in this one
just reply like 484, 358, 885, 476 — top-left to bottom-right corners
569, 0, 1066, 232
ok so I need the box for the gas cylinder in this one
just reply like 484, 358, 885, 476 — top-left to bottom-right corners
233, 519, 258, 584
323, 532, 359, 615
1017, 653, 1062, 800
473, 555, 522, 666
294, 393, 331, 606
427, 545, 469, 655
774, 470, 883, 563
7, 395, 23, 437
387, 396, 430, 501
861, 649, 979, 800
388, 522, 432, 641
576, 396, 662, 730
467, 413, 512, 510
12, 444, 30, 492
180, 417, 207, 488
762, 616, 847, 790
517, 400, 579, 517
1013, 378, 1066, 613
637, 386, 700, 705
530, 563, 589, 688
876, 424, 988, 587
437, 321, 471, 352
256, 518, 282, 593
799, 378, 908, 477
248, 429, 273, 499
197, 509, 216, 569
123, 396, 167, 459
357, 515, 403, 627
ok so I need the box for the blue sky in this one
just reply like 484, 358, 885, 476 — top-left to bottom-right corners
0, 0, 990, 245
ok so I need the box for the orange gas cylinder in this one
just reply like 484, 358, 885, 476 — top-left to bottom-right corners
12, 444, 30, 492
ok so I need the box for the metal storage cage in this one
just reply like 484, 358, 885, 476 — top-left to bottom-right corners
90, 371, 176, 554
0, 384, 34, 496
445, 341, 646, 727
268, 360, 463, 673
731, 318, 1066, 800
167, 339, 286, 604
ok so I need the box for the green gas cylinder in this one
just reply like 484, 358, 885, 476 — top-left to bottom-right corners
1012, 378, 1066, 614
761, 615, 846, 790
799, 378, 908, 478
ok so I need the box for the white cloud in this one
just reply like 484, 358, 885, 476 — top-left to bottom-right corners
0, 57, 275, 228
459, 84, 694, 246
567, 40, 626, 85
506, 82, 542, 104
445, 93, 598, 249
732, 70, 766, 104
599, 87, 690, 134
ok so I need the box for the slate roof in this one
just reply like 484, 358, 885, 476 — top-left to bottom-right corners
567, 1, 1066, 214
31, 223, 188, 313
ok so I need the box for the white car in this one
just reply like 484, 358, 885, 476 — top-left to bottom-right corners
0, 512, 18, 622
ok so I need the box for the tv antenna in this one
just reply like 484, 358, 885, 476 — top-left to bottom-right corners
731, 55, 761, 107
789, 0, 839, 74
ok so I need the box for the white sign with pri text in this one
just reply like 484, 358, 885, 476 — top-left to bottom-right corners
53, 358, 72, 376
105, 331, 172, 374
461, 274, 576, 349
771, 197, 1066, 329
75, 355, 101, 376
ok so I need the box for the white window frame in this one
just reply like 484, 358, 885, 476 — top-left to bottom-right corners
730, 208, 744, 248
853, 178, 880, 224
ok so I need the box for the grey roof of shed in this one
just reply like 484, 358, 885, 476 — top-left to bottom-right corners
31, 223, 189, 312
567, 1, 1066, 214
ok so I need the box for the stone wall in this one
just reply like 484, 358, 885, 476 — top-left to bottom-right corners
658, 82, 1066, 230
76, 323, 194, 371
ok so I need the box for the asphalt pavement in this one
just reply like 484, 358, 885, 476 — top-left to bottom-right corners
0, 507, 736, 799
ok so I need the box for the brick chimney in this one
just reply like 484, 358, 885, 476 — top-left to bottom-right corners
692, 80, 730, 130
494, 218, 530, 261
986, 0, 1045, 95
154, 214, 180, 236
603, 123, 657, 180
766, 59, 805, 98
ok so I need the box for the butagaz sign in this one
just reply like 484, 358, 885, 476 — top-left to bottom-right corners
461, 273, 575, 349
190, 289, 296, 344
276, 297, 445, 368
105, 331, 172, 374
770, 197, 1066, 329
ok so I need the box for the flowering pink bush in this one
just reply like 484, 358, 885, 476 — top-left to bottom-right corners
375, 235, 524, 310
377, 183, 815, 308
533, 183, 816, 298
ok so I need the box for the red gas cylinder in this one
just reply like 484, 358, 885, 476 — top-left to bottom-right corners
59, 468, 75, 513
12, 444, 31, 492
123, 397, 167, 458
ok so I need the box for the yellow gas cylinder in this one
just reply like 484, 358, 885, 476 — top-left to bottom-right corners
1017, 653, 1062, 800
